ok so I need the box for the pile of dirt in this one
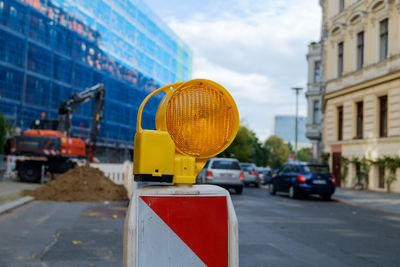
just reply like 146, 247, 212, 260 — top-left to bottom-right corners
28, 165, 127, 202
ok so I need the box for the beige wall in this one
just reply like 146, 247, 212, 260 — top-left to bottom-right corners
322, 0, 400, 192
323, 1, 400, 88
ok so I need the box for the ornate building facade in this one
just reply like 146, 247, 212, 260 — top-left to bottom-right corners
321, 0, 400, 192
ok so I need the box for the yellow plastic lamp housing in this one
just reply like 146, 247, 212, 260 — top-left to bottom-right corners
156, 79, 239, 158
134, 79, 239, 184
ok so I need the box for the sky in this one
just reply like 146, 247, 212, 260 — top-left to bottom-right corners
145, 0, 322, 142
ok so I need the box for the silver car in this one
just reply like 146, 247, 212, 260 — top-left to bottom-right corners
240, 163, 260, 187
197, 158, 244, 194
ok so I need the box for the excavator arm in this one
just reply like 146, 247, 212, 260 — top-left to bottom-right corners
58, 83, 105, 138
58, 83, 105, 162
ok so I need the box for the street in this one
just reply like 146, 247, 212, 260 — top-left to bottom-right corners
235, 187, 400, 267
0, 201, 126, 267
1, 187, 400, 266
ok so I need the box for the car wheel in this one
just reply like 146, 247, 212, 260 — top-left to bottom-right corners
321, 194, 332, 201
235, 186, 243, 195
254, 182, 260, 188
289, 186, 296, 199
269, 183, 276, 195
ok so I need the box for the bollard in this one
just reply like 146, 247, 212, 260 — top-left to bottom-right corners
123, 184, 238, 267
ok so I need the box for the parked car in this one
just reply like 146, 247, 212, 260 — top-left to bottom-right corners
269, 162, 335, 200
260, 167, 272, 185
257, 167, 267, 184
197, 158, 244, 194
240, 163, 259, 187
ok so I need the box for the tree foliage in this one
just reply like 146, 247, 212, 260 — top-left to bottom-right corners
381, 156, 400, 192
0, 111, 12, 154
263, 136, 289, 169
340, 155, 400, 192
219, 125, 268, 165
219, 126, 292, 169
296, 147, 312, 162
219, 125, 253, 162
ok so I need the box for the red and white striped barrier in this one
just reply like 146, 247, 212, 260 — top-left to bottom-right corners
42, 149, 59, 156
0, 155, 26, 179
123, 184, 239, 267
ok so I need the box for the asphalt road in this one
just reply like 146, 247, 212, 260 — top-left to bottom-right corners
0, 187, 399, 266
234, 186, 400, 267
0, 201, 126, 267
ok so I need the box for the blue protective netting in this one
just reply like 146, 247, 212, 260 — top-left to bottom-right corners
0, 0, 191, 145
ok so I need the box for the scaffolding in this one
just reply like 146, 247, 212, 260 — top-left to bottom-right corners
0, 0, 192, 147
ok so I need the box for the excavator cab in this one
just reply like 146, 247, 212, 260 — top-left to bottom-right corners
29, 119, 59, 130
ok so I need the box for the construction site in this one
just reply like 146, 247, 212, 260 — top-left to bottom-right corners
0, 0, 192, 185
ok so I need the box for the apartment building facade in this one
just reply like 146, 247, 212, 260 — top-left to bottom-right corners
321, 0, 400, 191
305, 42, 323, 161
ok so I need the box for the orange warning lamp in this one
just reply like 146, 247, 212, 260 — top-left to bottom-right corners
133, 79, 239, 184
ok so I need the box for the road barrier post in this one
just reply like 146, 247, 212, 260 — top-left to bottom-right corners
123, 184, 238, 266
124, 79, 240, 266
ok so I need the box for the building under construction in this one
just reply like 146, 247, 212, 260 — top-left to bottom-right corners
0, 0, 192, 162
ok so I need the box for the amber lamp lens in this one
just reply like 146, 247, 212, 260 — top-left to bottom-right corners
165, 81, 238, 158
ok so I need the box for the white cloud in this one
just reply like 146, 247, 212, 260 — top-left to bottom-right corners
164, 0, 321, 141
193, 57, 275, 104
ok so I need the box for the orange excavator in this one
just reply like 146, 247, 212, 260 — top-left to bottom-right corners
11, 84, 105, 182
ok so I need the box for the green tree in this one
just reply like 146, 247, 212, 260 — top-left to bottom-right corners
219, 125, 268, 166
263, 136, 289, 169
340, 156, 349, 183
0, 111, 12, 154
219, 125, 253, 162
296, 147, 312, 162
253, 138, 268, 167
382, 156, 400, 192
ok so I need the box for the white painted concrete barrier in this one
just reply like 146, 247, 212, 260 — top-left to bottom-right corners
123, 184, 239, 267
90, 162, 134, 198
90, 163, 126, 185
123, 161, 134, 199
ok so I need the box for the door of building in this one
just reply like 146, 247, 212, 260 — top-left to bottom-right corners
332, 152, 341, 187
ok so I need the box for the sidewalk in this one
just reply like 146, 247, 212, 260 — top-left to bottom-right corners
0, 181, 39, 196
0, 181, 38, 214
333, 188, 400, 214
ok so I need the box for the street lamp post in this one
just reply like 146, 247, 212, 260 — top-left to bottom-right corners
292, 87, 303, 160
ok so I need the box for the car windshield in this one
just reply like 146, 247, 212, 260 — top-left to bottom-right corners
240, 164, 253, 171
303, 165, 330, 174
211, 160, 241, 170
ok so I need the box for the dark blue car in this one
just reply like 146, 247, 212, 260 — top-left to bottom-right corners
269, 162, 335, 200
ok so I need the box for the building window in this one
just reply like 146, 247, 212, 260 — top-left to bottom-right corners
357, 31, 364, 69
379, 95, 387, 137
379, 166, 385, 189
356, 101, 363, 139
313, 100, 320, 124
338, 106, 343, 141
338, 42, 344, 77
314, 61, 321, 83
339, 0, 345, 12
380, 19, 388, 61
